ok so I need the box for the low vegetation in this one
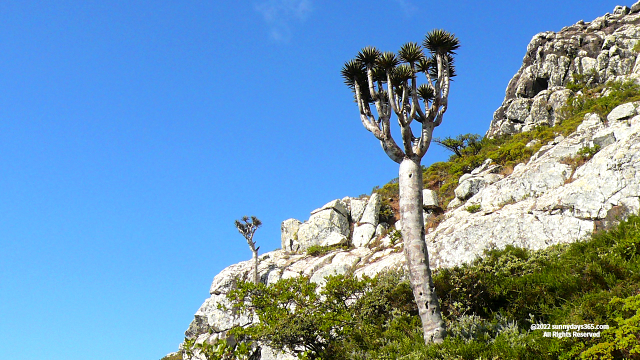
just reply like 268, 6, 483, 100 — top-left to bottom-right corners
306, 243, 350, 257
184, 214, 640, 359
465, 204, 482, 213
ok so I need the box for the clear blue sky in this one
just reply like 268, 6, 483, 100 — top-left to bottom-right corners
0, 1, 623, 359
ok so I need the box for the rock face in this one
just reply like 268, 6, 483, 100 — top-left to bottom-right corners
178, 4, 640, 360
431, 103, 640, 269
487, 2, 640, 138
280, 194, 391, 253
447, 159, 505, 209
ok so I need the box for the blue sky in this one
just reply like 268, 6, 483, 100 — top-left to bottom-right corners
0, 1, 623, 359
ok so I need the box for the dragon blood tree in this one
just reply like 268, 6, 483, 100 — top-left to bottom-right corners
235, 216, 262, 285
341, 29, 459, 343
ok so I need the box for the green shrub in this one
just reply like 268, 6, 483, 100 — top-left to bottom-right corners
389, 229, 402, 245
559, 80, 640, 129
224, 270, 417, 360
306, 244, 349, 257
577, 144, 601, 159
465, 204, 481, 213
578, 294, 640, 359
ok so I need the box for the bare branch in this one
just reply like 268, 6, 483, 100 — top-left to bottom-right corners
354, 81, 383, 137
386, 70, 402, 120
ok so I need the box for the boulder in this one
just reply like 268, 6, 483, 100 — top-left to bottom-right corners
453, 159, 504, 202
576, 113, 603, 132
607, 102, 638, 122
352, 223, 376, 248
310, 199, 349, 218
280, 219, 302, 252
455, 177, 489, 201
375, 223, 389, 238
423, 189, 440, 210
592, 130, 616, 148
359, 193, 381, 226
614, 5, 630, 15
349, 198, 367, 222
297, 207, 349, 251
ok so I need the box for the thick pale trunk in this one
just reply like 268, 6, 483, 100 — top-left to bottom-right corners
252, 250, 259, 285
398, 158, 445, 343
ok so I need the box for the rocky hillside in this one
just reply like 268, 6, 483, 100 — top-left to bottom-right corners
487, 2, 640, 137
174, 3, 640, 360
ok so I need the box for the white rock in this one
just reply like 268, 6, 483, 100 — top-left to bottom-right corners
359, 192, 381, 225
607, 102, 638, 122
309, 263, 351, 285
352, 223, 376, 248
613, 5, 630, 15
375, 223, 389, 238
321, 232, 348, 247
455, 178, 487, 201
297, 208, 349, 252
349, 198, 367, 222
592, 130, 616, 148
576, 113, 603, 132
423, 189, 440, 209
280, 218, 301, 252
310, 199, 349, 218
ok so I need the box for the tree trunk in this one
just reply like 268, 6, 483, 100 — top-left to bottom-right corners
252, 250, 259, 285
398, 157, 445, 343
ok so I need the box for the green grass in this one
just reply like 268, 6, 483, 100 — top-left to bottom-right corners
306, 243, 350, 256
465, 204, 481, 213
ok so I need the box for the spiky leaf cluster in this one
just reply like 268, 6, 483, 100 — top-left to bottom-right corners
423, 29, 460, 55
235, 216, 262, 251
417, 84, 435, 102
341, 59, 366, 88
398, 42, 424, 63
378, 52, 400, 70
341, 29, 459, 120
356, 46, 381, 68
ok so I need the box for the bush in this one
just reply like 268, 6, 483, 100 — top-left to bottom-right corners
306, 244, 350, 257
160, 352, 183, 360
224, 270, 417, 360
465, 204, 481, 213
579, 294, 640, 359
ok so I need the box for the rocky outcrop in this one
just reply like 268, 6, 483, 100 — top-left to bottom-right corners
431, 103, 640, 268
487, 1, 640, 137
447, 159, 505, 209
280, 194, 391, 253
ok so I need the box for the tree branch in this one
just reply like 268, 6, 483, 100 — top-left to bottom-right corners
386, 71, 402, 121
